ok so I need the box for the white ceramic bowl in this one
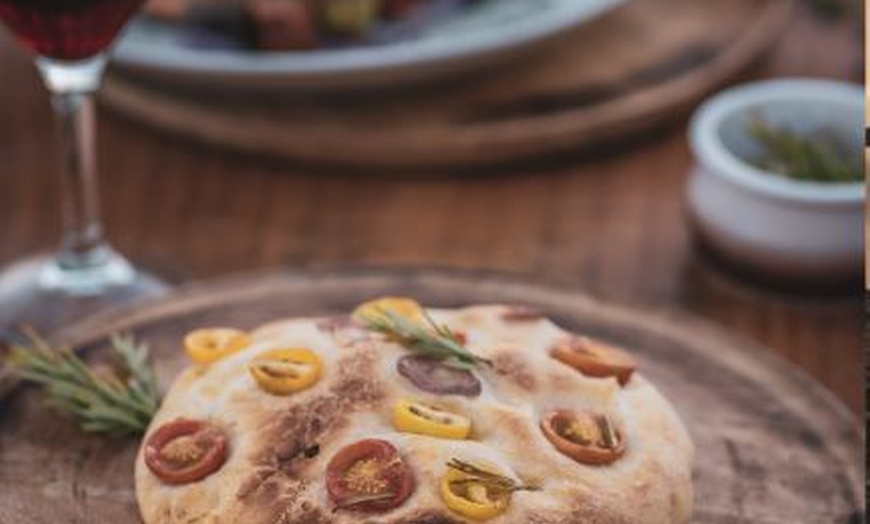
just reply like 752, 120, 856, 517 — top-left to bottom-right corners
687, 79, 864, 282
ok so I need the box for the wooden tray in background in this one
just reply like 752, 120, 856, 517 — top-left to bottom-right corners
0, 268, 862, 523
100, 0, 794, 169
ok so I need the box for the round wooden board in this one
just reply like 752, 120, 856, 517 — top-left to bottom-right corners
100, 0, 793, 169
0, 268, 862, 523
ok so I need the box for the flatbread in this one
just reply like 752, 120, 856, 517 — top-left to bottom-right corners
135, 304, 694, 523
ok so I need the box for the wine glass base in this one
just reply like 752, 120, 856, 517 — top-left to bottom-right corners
0, 254, 169, 333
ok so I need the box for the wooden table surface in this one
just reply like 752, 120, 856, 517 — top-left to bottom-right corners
0, 4, 863, 414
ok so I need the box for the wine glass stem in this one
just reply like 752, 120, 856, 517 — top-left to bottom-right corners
35, 56, 134, 294
53, 88, 105, 264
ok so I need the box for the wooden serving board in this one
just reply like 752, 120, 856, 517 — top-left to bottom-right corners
0, 268, 862, 523
100, 0, 793, 169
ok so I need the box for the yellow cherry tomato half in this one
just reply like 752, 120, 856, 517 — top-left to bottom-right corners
184, 328, 251, 364
439, 465, 510, 521
352, 297, 424, 324
249, 348, 323, 395
392, 400, 471, 440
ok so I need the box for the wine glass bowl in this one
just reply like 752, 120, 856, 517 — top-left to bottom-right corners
0, 0, 144, 60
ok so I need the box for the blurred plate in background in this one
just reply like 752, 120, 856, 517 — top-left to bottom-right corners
112, 0, 626, 90
102, 0, 795, 169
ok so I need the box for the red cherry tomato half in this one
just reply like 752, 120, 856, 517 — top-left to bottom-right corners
540, 410, 626, 466
383, 0, 424, 19
550, 335, 637, 386
144, 419, 228, 485
326, 439, 415, 513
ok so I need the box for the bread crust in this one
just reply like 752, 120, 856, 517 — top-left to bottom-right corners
136, 305, 694, 524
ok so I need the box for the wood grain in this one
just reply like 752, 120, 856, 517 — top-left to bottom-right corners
100, 0, 794, 169
0, 268, 863, 523
0, 0, 862, 424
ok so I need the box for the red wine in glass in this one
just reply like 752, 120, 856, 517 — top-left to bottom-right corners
0, 0, 145, 60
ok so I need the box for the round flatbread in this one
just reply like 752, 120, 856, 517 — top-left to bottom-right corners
135, 303, 694, 523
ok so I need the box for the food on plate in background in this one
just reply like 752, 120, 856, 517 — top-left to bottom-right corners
143, 0, 472, 50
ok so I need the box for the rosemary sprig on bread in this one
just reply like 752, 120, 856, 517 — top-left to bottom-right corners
357, 306, 491, 369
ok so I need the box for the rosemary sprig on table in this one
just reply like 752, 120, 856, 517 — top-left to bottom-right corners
746, 114, 862, 183
359, 307, 491, 368
6, 330, 160, 436
446, 459, 540, 496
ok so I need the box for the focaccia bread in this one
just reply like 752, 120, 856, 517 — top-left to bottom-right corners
135, 300, 694, 524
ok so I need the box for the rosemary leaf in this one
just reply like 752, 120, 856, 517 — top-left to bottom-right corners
746, 114, 862, 183
332, 492, 396, 513
6, 331, 161, 437
808, 0, 849, 19
446, 459, 541, 496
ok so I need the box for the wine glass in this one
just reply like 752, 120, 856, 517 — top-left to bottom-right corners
0, 0, 166, 331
